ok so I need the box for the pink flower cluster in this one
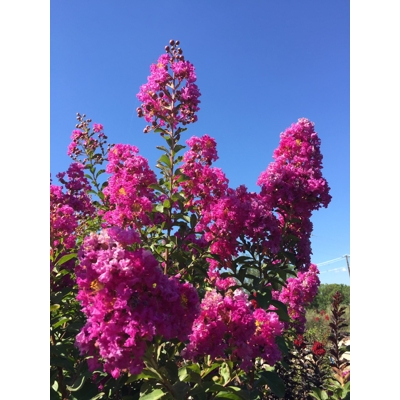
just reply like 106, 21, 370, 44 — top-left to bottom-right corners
207, 259, 237, 291
181, 135, 229, 209
50, 163, 94, 252
181, 136, 281, 262
137, 48, 201, 132
68, 121, 108, 162
103, 144, 158, 229
183, 289, 283, 370
75, 228, 200, 378
257, 118, 332, 270
272, 263, 320, 333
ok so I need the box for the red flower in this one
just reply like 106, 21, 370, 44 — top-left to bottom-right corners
312, 341, 326, 356
315, 317, 320, 321
294, 334, 306, 349
250, 299, 259, 309
320, 310, 326, 315
325, 315, 329, 321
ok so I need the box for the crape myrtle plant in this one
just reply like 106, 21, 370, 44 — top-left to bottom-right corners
50, 40, 333, 400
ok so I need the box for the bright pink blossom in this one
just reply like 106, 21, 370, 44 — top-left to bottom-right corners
137, 46, 201, 132
257, 118, 331, 270
272, 263, 320, 333
103, 144, 158, 229
75, 228, 200, 378
183, 289, 283, 370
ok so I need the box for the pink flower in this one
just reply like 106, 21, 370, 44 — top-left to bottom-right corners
103, 144, 158, 229
257, 118, 331, 270
183, 289, 283, 370
272, 263, 320, 333
75, 229, 200, 377
137, 44, 201, 132
93, 123, 103, 133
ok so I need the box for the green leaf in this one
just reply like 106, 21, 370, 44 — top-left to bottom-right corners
162, 361, 178, 382
220, 362, 230, 384
50, 356, 75, 371
213, 387, 249, 400
186, 363, 201, 374
172, 381, 190, 400
96, 169, 106, 179
98, 191, 105, 201
207, 384, 226, 392
235, 256, 253, 264
188, 371, 201, 384
163, 199, 171, 209
55, 253, 77, 267
89, 393, 106, 400
158, 154, 172, 168
309, 388, 329, 400
51, 380, 58, 392
140, 389, 165, 400
66, 375, 86, 391
214, 393, 242, 400
155, 204, 164, 213
190, 213, 197, 229
178, 367, 188, 382
275, 335, 289, 355
173, 144, 186, 154
284, 252, 297, 265
149, 184, 166, 193
52, 317, 70, 329
269, 300, 290, 322
50, 304, 60, 312
50, 387, 59, 400
164, 136, 173, 147
140, 367, 163, 381
202, 362, 222, 378
156, 145, 169, 152
255, 291, 271, 310
259, 371, 285, 398
189, 382, 213, 399
176, 173, 190, 183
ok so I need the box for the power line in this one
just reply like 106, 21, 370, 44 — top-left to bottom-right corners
316, 256, 344, 267
319, 266, 347, 274
316, 255, 350, 277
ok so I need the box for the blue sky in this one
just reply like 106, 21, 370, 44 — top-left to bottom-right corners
50, 0, 350, 285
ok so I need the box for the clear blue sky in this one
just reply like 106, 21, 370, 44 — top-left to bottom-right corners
50, 0, 350, 285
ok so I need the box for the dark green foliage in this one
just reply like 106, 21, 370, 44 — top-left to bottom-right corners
308, 284, 350, 311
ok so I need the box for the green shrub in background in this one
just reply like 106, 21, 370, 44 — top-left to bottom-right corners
308, 284, 350, 312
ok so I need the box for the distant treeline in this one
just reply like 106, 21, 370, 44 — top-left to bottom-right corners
308, 283, 350, 311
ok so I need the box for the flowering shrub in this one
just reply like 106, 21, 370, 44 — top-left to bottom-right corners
50, 40, 341, 399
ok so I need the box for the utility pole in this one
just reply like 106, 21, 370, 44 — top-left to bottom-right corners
344, 254, 350, 276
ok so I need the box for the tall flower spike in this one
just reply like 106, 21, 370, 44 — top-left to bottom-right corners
137, 40, 201, 134
257, 118, 332, 270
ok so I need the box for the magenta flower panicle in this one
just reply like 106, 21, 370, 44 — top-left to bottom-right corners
75, 228, 200, 377
137, 40, 201, 134
257, 118, 331, 270
102, 144, 158, 229
183, 289, 283, 371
